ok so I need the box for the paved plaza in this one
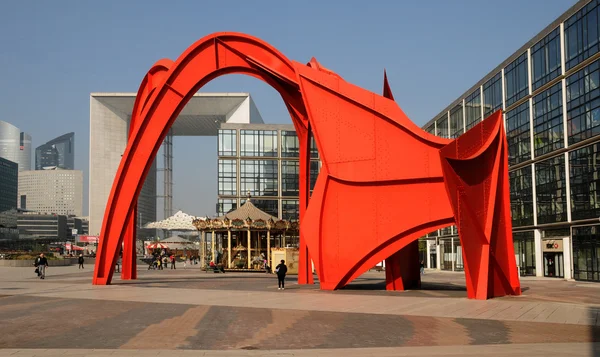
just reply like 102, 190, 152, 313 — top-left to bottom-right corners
0, 264, 599, 356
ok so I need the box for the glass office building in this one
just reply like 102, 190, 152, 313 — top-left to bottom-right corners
0, 157, 18, 243
35, 132, 75, 170
421, 0, 600, 282
217, 124, 320, 221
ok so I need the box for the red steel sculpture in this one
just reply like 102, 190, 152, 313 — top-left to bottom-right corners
92, 32, 521, 300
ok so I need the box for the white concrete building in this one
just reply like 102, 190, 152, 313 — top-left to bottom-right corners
18, 168, 83, 216
89, 92, 263, 237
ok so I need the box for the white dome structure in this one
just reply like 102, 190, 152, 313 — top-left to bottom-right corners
144, 210, 204, 231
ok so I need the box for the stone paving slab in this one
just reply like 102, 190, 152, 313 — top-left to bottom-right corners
5, 280, 597, 327
1, 343, 599, 356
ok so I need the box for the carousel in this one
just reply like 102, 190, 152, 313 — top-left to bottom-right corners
192, 197, 299, 271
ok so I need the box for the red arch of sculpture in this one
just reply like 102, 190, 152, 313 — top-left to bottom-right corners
93, 32, 521, 300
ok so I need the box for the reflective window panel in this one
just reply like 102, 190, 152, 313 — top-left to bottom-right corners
218, 129, 237, 157
565, 0, 600, 70
535, 155, 568, 224
506, 101, 531, 165
465, 89, 482, 131
566, 59, 600, 145
570, 142, 600, 220
509, 166, 534, 227
240, 130, 278, 157
240, 160, 278, 197
505, 52, 529, 108
217, 159, 237, 196
531, 28, 561, 91
533, 82, 563, 157
483, 72, 503, 118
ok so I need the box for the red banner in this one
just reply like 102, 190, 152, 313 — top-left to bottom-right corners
77, 235, 99, 243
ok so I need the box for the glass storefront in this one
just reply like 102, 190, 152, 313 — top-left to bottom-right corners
513, 231, 536, 276
438, 236, 463, 271
572, 225, 600, 282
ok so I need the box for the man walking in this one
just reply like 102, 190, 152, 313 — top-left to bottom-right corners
170, 254, 176, 270
35, 253, 48, 279
275, 259, 287, 290
78, 254, 85, 269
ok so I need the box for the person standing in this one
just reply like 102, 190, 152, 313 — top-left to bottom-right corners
170, 254, 176, 270
115, 255, 122, 273
420, 260, 425, 275
275, 259, 287, 290
78, 254, 85, 269
35, 253, 49, 279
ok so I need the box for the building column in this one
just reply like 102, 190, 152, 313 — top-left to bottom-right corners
426, 240, 432, 269
247, 229, 252, 269
267, 230, 271, 269
282, 231, 286, 248
211, 230, 215, 263
451, 237, 455, 272
534, 229, 543, 277
163, 130, 173, 219
436, 239, 441, 271
227, 230, 232, 269
201, 231, 206, 266
258, 231, 262, 255
563, 236, 572, 280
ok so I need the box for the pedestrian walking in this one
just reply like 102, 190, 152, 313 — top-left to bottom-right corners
116, 255, 122, 273
275, 259, 287, 290
170, 254, 176, 269
34, 253, 49, 279
78, 254, 85, 269
420, 260, 425, 275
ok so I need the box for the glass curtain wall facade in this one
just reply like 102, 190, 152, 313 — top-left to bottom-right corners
35, 132, 74, 170
217, 124, 320, 220
420, 0, 600, 281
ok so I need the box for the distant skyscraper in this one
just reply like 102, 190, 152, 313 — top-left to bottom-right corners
35, 132, 74, 170
0, 120, 32, 171
19, 133, 32, 172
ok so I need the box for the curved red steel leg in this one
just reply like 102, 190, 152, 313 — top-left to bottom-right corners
93, 33, 307, 285
440, 111, 521, 299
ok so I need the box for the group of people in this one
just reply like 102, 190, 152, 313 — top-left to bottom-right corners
32, 251, 289, 290
149, 253, 178, 270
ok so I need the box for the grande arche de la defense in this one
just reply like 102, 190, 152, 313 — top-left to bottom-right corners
92, 32, 521, 300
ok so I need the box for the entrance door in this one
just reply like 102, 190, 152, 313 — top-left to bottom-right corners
429, 252, 437, 269
543, 252, 564, 278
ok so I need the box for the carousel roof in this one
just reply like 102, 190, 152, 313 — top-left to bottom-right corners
218, 200, 278, 221
144, 210, 205, 231
192, 198, 298, 231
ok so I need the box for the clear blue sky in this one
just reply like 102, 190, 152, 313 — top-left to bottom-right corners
0, 0, 576, 218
